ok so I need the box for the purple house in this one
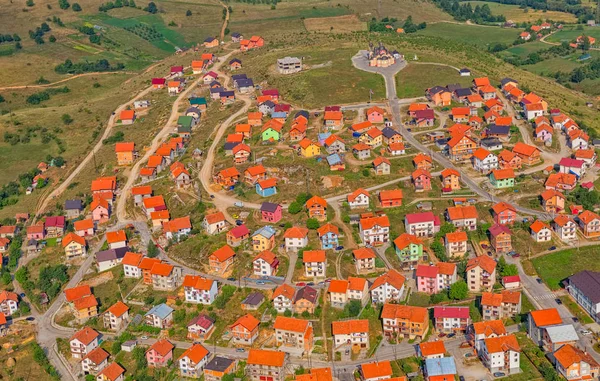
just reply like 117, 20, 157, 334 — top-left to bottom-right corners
260, 202, 283, 223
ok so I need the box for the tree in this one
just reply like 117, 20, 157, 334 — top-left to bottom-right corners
306, 218, 320, 230
283, 309, 292, 317
288, 201, 302, 214
146, 1, 158, 13
582, 35, 591, 51
41, 22, 51, 32
501, 264, 518, 277
132, 346, 147, 369
173, 309, 186, 324
186, 9, 192, 16
53, 156, 65, 167
26, 0, 35, 6
449, 281, 468, 300
0, 95, 5, 103
72, 2, 82, 11
15, 42, 22, 50
147, 242, 159, 258
344, 300, 361, 317
58, 0, 70, 9
49, 35, 56, 42
61, 113, 73, 125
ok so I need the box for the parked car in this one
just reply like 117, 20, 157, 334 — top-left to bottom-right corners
438, 333, 446, 338
513, 253, 520, 258
234, 201, 244, 207
549, 246, 556, 251
572, 317, 579, 323
581, 329, 592, 335
236, 348, 246, 352
227, 277, 236, 281
335, 246, 344, 251
256, 280, 266, 285
296, 282, 306, 287
555, 298, 563, 305
536, 278, 542, 284
493, 373, 505, 378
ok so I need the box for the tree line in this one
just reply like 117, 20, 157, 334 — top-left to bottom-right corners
54, 58, 124, 74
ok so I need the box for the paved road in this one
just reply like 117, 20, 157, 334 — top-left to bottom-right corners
351, 54, 551, 220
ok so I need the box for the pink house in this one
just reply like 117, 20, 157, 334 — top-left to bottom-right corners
367, 106, 385, 123
146, 339, 174, 368
411, 169, 432, 192
415, 263, 457, 294
260, 202, 283, 223
26, 224, 45, 240
74, 219, 95, 238
91, 197, 110, 224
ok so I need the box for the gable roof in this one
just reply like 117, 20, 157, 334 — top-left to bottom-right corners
247, 349, 286, 367
371, 269, 406, 291
530, 308, 562, 327
466, 255, 497, 273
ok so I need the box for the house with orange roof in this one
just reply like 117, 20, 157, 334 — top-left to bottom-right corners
415, 263, 457, 294
289, 121, 308, 142
497, 150, 521, 170
466, 255, 497, 292
74, 218, 95, 238
209, 245, 236, 275
472, 320, 507, 352
62, 232, 87, 259
350, 120, 373, 135
378, 189, 403, 208
253, 250, 279, 277
352, 143, 372, 160
303, 250, 327, 278
306, 196, 327, 221
426, 86, 452, 106
163, 216, 192, 241
103, 301, 129, 331
151, 210, 170, 228
366, 106, 385, 123
244, 165, 267, 185
106, 230, 127, 250
299, 138, 321, 158
256, 177, 277, 197
328, 277, 370, 307
445, 230, 468, 257
408, 103, 429, 117
577, 210, 600, 238
272, 284, 296, 313
247, 111, 262, 126
491, 202, 517, 226
451, 107, 472, 123
142, 195, 166, 218
139, 257, 162, 284
131, 185, 152, 207
441, 168, 461, 191
347, 188, 370, 209
512, 142, 541, 165
150, 262, 182, 291
446, 205, 478, 231
418, 341, 446, 360
170, 162, 191, 188
332, 319, 370, 350
393, 233, 424, 270
316, 223, 339, 250
535, 123, 553, 143
552, 215, 577, 242
447, 123, 472, 137
530, 220, 552, 242
324, 111, 344, 129
121, 252, 143, 278
473, 77, 491, 89
146, 339, 174, 368
273, 316, 314, 353
370, 269, 406, 304
168, 80, 183, 95
554, 344, 600, 381
545, 172, 577, 192
387, 142, 405, 156
490, 224, 512, 254
0, 291, 18, 316
490, 168, 515, 189
283, 226, 309, 252
214, 167, 240, 188
231, 313, 260, 345
411, 168, 431, 192
574, 148, 597, 168
485, 98, 503, 113
202, 211, 227, 235
360, 360, 392, 381
479, 84, 497, 100
183, 275, 218, 305
467, 93, 483, 108
359, 214, 390, 246
246, 349, 287, 381
178, 343, 211, 378
359, 128, 383, 148
373, 156, 391, 175
381, 304, 429, 339
447, 133, 477, 161
353, 247, 377, 274
120, 109, 136, 125
469, 115, 483, 128
91, 196, 110, 223
115, 142, 136, 165
91, 176, 117, 195
96, 362, 125, 381
480, 334, 521, 374
81, 347, 110, 376
70, 326, 100, 359
481, 290, 521, 321
413, 153, 433, 171
568, 128, 590, 150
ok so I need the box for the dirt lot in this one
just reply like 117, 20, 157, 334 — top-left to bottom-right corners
304, 15, 367, 33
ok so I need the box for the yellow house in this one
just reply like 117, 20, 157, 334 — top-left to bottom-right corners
359, 127, 383, 148
252, 226, 276, 252
62, 232, 87, 259
299, 138, 321, 158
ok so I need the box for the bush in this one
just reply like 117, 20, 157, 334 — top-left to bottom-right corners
61, 114, 73, 125
306, 218, 320, 229
72, 2, 81, 11
449, 281, 468, 300
186, 9, 192, 16
58, 0, 70, 9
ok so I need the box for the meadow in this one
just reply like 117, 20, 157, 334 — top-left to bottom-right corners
396, 63, 473, 98
532, 246, 600, 290
546, 25, 600, 44
415, 22, 518, 48
464, 1, 578, 23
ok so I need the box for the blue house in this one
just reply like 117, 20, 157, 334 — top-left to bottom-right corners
256, 178, 277, 197
317, 223, 339, 250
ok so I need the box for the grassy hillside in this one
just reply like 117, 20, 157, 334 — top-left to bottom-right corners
415, 22, 518, 48
464, 1, 577, 23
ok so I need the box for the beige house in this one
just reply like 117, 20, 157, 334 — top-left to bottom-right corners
481, 291, 521, 321
103, 301, 130, 331
466, 256, 497, 292
150, 263, 182, 291
332, 319, 370, 350
273, 316, 313, 354
246, 349, 287, 381
444, 231, 468, 258
352, 248, 377, 274
328, 277, 370, 308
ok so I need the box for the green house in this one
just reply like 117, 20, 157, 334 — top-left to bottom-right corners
489, 169, 515, 189
261, 128, 281, 142
178, 116, 194, 129
393, 233, 424, 270
189, 97, 207, 110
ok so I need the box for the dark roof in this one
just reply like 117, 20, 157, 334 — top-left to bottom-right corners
381, 127, 400, 139
415, 109, 435, 119
260, 202, 281, 213
221, 91, 235, 97
428, 86, 448, 95
231, 32, 241, 38
453, 88, 472, 97
481, 137, 502, 146
500, 77, 518, 86
459, 68, 471, 73
205, 356, 235, 373
229, 58, 242, 64
486, 124, 510, 135
236, 78, 254, 88
261, 100, 275, 108
204, 36, 216, 43
210, 80, 222, 87
232, 74, 248, 81
446, 83, 462, 92
65, 200, 82, 210
295, 110, 309, 120
210, 87, 224, 94
96, 247, 129, 263
568, 271, 600, 304
186, 107, 201, 115
178, 125, 191, 133
294, 286, 318, 303
242, 292, 265, 306
224, 142, 240, 151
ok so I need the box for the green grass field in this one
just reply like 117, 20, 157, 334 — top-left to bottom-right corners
532, 245, 600, 290
504, 41, 549, 58
416, 22, 519, 48
396, 63, 472, 98
522, 56, 583, 75
464, 1, 577, 23
546, 25, 600, 44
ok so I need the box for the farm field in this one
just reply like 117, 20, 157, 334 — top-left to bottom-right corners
503, 41, 549, 58
304, 15, 368, 33
464, 1, 578, 23
546, 25, 600, 44
415, 22, 519, 48
396, 63, 473, 98
532, 246, 600, 290
522, 56, 583, 75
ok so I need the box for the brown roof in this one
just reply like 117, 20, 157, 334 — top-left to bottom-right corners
83, 347, 110, 365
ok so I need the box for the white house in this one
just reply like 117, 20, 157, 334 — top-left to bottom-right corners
359, 215, 390, 246
472, 148, 498, 173
303, 250, 327, 278
121, 252, 143, 278
81, 347, 109, 375
202, 212, 227, 235
183, 275, 218, 305
253, 250, 279, 277
332, 319, 370, 350
272, 284, 295, 313
283, 227, 309, 252
178, 343, 211, 379
370, 269, 406, 304
404, 212, 440, 238
347, 189, 370, 209
530, 220, 552, 242
480, 334, 521, 375
0, 291, 18, 316
559, 158, 586, 179
70, 327, 100, 359
552, 215, 577, 242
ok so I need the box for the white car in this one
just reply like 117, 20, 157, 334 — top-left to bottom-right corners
581, 329, 592, 335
